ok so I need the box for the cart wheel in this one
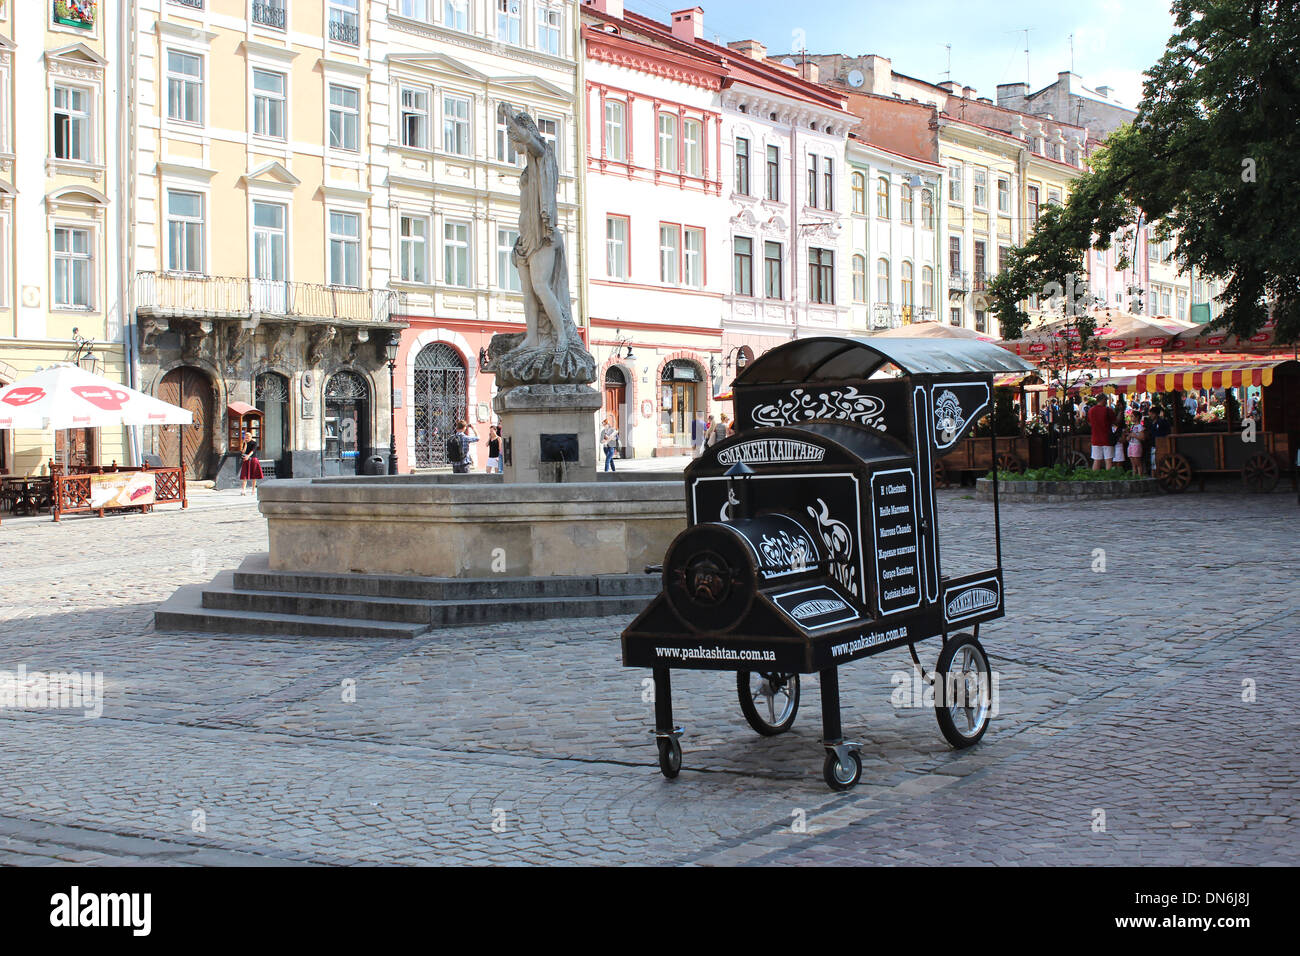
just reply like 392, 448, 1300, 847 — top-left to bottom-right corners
995, 452, 1024, 474
933, 460, 950, 489
823, 749, 862, 791
737, 671, 800, 736
1063, 450, 1089, 471
1242, 454, 1280, 493
656, 737, 682, 779
934, 633, 993, 749
1155, 453, 1193, 493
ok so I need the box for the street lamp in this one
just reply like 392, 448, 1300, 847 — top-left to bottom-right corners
385, 332, 400, 475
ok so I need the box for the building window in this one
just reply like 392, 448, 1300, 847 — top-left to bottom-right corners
975, 310, 987, 333
851, 254, 866, 303
443, 0, 467, 30
252, 69, 286, 139
328, 84, 360, 151
901, 183, 914, 223
166, 190, 204, 274
734, 136, 750, 194
497, 0, 521, 45
252, 201, 286, 281
328, 0, 360, 45
973, 240, 987, 284
657, 112, 677, 172
851, 172, 865, 214
922, 265, 934, 311
537, 4, 562, 56
684, 227, 704, 288
809, 248, 834, 305
605, 216, 628, 279
876, 176, 889, 219
496, 109, 520, 164
604, 100, 625, 162
659, 223, 680, 284
901, 260, 914, 309
252, 0, 286, 30
166, 51, 202, 125
948, 235, 961, 274
876, 258, 890, 304
733, 236, 753, 296
398, 215, 428, 284
328, 211, 361, 287
921, 188, 935, 228
497, 227, 520, 292
537, 116, 559, 168
997, 177, 1010, 215
443, 94, 470, 155
973, 167, 988, 208
998, 245, 1010, 274
52, 226, 92, 308
763, 241, 782, 299
950, 306, 962, 327
444, 221, 470, 287
766, 145, 780, 200
947, 163, 962, 202
683, 118, 703, 177
53, 84, 90, 160
1027, 185, 1040, 226
53, 0, 98, 29
400, 86, 429, 148
823, 158, 834, 211
399, 0, 430, 21
1048, 188, 1062, 207
807, 155, 818, 208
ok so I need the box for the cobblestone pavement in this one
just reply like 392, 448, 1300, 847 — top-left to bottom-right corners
0, 483, 1295, 865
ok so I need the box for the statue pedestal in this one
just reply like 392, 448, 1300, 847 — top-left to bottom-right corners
493, 384, 602, 483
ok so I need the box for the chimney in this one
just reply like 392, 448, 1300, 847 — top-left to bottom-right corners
670, 7, 703, 42
864, 54, 892, 96
582, 0, 624, 17
799, 60, 820, 84
727, 39, 766, 61
962, 85, 976, 99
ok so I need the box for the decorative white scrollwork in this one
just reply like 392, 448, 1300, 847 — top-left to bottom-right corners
750, 387, 886, 430
807, 498, 858, 598
933, 389, 965, 446
719, 486, 740, 522
757, 530, 816, 574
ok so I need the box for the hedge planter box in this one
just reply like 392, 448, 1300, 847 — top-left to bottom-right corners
976, 477, 1159, 503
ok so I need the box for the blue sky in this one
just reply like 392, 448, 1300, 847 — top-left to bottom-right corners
622, 0, 1176, 108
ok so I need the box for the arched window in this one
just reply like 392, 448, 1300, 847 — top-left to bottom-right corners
413, 343, 467, 467
922, 265, 934, 311
876, 176, 890, 218
255, 371, 290, 472
323, 370, 370, 476
901, 260, 914, 310
851, 172, 866, 215
852, 254, 866, 302
921, 188, 934, 228
876, 258, 890, 304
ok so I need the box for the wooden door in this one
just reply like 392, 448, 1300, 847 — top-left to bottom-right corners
55, 428, 97, 468
157, 367, 214, 480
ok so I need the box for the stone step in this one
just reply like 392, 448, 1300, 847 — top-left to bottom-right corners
154, 584, 426, 640
202, 587, 435, 624
232, 553, 660, 602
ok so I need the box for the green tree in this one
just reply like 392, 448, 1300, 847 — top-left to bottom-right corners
989, 0, 1300, 344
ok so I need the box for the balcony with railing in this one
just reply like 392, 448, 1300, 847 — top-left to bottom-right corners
136, 273, 406, 324
170, 0, 204, 8
252, 1, 286, 29
329, 14, 360, 45
948, 271, 970, 293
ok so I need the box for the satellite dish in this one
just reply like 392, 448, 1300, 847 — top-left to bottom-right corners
847, 69, 865, 88
780, 57, 797, 68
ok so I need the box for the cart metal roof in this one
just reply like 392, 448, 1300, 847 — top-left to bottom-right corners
735, 336, 1036, 386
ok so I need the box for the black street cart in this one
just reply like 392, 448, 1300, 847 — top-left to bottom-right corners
622, 336, 1036, 790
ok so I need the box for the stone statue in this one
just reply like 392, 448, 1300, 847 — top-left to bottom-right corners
488, 105, 596, 388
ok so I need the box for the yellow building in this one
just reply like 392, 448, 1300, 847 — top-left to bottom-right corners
1, 0, 129, 477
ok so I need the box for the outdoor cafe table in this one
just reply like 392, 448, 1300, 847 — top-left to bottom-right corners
1, 476, 53, 520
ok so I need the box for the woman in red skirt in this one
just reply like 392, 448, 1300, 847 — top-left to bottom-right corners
239, 430, 263, 495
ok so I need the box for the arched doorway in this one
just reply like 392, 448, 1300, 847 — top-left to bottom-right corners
324, 370, 370, 476
158, 366, 214, 479
413, 343, 467, 467
255, 371, 290, 477
661, 359, 702, 451
603, 366, 628, 455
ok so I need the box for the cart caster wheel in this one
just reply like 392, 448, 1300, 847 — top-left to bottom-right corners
737, 670, 800, 736
934, 633, 993, 749
823, 749, 861, 791
657, 737, 682, 779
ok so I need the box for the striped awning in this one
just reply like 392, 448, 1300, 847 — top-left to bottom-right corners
1139, 360, 1292, 393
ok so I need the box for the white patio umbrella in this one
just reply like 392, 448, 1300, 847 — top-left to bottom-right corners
0, 363, 191, 432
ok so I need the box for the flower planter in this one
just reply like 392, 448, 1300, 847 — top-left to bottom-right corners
975, 476, 1159, 503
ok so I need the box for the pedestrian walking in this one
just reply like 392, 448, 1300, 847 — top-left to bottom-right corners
711, 414, 728, 447
1127, 419, 1146, 476
238, 429, 263, 495
697, 414, 714, 455
485, 425, 501, 474
448, 419, 478, 474
600, 417, 619, 472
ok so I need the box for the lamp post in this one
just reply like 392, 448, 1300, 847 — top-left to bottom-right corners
385, 333, 400, 475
